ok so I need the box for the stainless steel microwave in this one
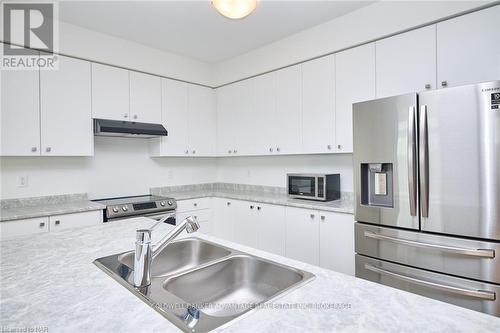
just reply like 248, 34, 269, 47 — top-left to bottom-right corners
287, 173, 341, 201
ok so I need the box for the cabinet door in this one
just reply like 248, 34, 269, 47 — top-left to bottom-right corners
212, 198, 235, 241
319, 212, 355, 275
302, 55, 335, 153
257, 203, 286, 256
437, 6, 500, 88
252, 73, 276, 155
216, 85, 236, 156
275, 64, 302, 155
188, 85, 216, 156
232, 80, 253, 156
49, 211, 102, 232
233, 201, 259, 248
0, 217, 49, 239
40, 55, 93, 156
91, 63, 129, 121
160, 79, 188, 155
129, 72, 161, 124
285, 207, 319, 265
335, 43, 376, 153
376, 25, 437, 98
1, 58, 40, 156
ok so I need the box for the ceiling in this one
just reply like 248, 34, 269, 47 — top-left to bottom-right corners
59, 1, 374, 63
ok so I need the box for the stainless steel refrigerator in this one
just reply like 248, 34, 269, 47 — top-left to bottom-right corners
353, 80, 500, 316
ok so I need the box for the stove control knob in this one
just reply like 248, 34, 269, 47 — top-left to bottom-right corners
160, 201, 166, 207
122, 206, 128, 211
112, 207, 119, 213
167, 200, 173, 206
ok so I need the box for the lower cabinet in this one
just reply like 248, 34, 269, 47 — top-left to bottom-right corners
176, 198, 213, 235
213, 198, 235, 240
1, 210, 102, 239
285, 206, 320, 265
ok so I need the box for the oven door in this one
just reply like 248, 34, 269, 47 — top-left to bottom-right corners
288, 175, 317, 199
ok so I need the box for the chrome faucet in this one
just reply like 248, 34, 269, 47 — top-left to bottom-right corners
133, 214, 200, 288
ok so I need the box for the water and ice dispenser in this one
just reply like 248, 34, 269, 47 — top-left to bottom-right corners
360, 163, 393, 208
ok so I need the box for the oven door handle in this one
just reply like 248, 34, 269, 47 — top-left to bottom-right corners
364, 231, 495, 258
365, 264, 496, 301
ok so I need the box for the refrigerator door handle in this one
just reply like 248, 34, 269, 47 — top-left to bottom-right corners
408, 106, 418, 216
419, 105, 430, 218
365, 264, 496, 301
364, 231, 495, 258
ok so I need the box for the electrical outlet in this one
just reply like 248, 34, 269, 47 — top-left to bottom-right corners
18, 175, 28, 188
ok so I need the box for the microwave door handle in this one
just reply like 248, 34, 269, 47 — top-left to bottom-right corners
365, 264, 496, 301
419, 105, 429, 218
408, 106, 418, 217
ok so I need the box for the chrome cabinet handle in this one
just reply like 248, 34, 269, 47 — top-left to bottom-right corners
226, 202, 231, 206
31, 147, 37, 152
365, 264, 495, 301
276, 147, 280, 152
233, 149, 237, 154
192, 150, 196, 154
228, 150, 232, 154
257, 206, 261, 211
310, 214, 315, 219
337, 145, 342, 150
408, 106, 418, 217
419, 105, 429, 218
269, 148, 273, 152
320, 215, 325, 221
46, 147, 51, 153
250, 205, 254, 209
327, 145, 332, 150
193, 203, 197, 207
364, 231, 495, 258
425, 83, 431, 89
441, 81, 448, 87
185, 150, 189, 154
133, 114, 138, 119
124, 113, 128, 118
55, 220, 60, 226
39, 222, 45, 228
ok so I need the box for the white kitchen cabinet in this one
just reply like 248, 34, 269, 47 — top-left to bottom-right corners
215, 85, 235, 156
0, 53, 40, 156
335, 43, 376, 153
188, 85, 216, 156
129, 71, 161, 124
302, 55, 335, 154
40, 55, 93, 156
437, 6, 500, 88
232, 201, 259, 248
257, 203, 286, 256
49, 210, 102, 232
275, 64, 302, 155
285, 206, 320, 265
251, 73, 276, 155
319, 211, 355, 275
0, 217, 49, 239
212, 198, 235, 240
376, 25, 437, 98
177, 197, 212, 213
160, 79, 189, 155
91, 63, 130, 121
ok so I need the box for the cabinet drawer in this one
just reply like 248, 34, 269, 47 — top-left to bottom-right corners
1, 217, 49, 239
49, 210, 102, 231
177, 209, 212, 223
176, 197, 211, 212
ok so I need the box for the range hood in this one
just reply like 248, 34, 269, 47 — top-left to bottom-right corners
93, 119, 168, 138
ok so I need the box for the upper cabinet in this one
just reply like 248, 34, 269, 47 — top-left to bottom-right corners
376, 25, 437, 98
129, 72, 161, 123
335, 43, 376, 153
91, 63, 130, 121
251, 72, 276, 155
150, 79, 216, 156
1, 53, 41, 156
91, 63, 161, 123
437, 5, 500, 88
40, 55, 93, 156
302, 55, 335, 154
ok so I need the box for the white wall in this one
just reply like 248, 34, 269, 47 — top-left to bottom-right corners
213, 1, 492, 85
50, 21, 214, 86
216, 154, 354, 192
0, 137, 216, 200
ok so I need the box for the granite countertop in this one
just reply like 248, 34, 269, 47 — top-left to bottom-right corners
1, 217, 498, 332
0, 194, 105, 222
152, 183, 354, 214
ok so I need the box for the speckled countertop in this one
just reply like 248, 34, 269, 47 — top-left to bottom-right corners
151, 183, 354, 214
0, 193, 105, 222
1, 217, 498, 332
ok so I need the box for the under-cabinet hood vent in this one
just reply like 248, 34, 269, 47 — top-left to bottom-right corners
93, 119, 168, 138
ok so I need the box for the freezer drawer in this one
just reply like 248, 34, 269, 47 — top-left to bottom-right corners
355, 223, 500, 284
356, 254, 500, 316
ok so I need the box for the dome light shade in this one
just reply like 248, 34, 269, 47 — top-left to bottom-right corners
212, 0, 258, 20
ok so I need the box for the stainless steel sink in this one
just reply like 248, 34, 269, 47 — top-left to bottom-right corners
117, 238, 231, 277
94, 237, 314, 332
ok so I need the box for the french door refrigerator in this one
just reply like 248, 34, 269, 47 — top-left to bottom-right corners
353, 80, 500, 316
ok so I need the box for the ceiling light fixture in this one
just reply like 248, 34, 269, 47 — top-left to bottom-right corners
212, 0, 258, 20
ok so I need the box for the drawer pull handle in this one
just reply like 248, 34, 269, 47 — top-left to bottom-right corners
310, 214, 315, 219
365, 264, 496, 301
55, 220, 60, 226
364, 231, 495, 258
39, 222, 45, 228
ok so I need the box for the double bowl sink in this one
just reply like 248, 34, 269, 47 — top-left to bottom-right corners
94, 238, 315, 332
